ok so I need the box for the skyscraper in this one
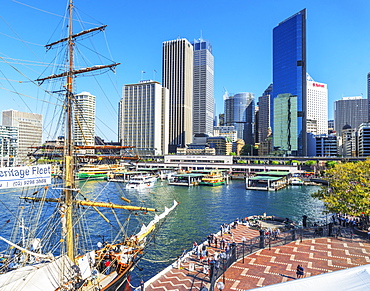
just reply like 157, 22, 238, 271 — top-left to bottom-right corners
2, 110, 42, 165
162, 38, 194, 153
118, 80, 169, 156
273, 9, 307, 155
306, 74, 328, 135
224, 92, 255, 145
273, 93, 298, 155
334, 96, 368, 136
74, 91, 95, 146
257, 84, 273, 144
192, 39, 214, 136
367, 72, 370, 120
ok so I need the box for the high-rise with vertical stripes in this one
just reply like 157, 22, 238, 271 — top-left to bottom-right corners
119, 80, 169, 156
192, 38, 214, 136
162, 38, 194, 153
73, 91, 95, 146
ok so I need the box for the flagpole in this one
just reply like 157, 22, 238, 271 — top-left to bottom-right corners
153, 69, 157, 81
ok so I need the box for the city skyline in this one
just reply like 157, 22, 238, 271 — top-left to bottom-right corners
0, 0, 369, 142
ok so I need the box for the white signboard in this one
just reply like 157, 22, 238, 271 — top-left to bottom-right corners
0, 165, 51, 189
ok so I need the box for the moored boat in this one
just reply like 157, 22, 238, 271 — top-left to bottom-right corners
125, 175, 157, 189
199, 170, 225, 186
77, 164, 126, 180
290, 177, 304, 185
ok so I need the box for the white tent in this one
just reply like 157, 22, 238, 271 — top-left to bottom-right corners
249, 264, 370, 291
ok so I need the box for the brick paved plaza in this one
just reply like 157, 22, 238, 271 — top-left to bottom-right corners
144, 223, 370, 291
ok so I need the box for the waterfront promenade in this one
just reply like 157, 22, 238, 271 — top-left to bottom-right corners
143, 223, 370, 291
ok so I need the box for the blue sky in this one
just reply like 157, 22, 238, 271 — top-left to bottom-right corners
0, 0, 369, 142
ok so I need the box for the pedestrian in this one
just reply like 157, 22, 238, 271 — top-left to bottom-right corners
336, 226, 341, 238
207, 235, 212, 247
220, 238, 225, 250
276, 228, 280, 238
193, 241, 198, 254
296, 264, 304, 278
217, 281, 225, 291
140, 280, 144, 291
105, 259, 111, 275
214, 237, 218, 248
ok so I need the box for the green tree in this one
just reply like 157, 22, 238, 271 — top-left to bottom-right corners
312, 159, 370, 217
325, 161, 337, 168
305, 160, 316, 166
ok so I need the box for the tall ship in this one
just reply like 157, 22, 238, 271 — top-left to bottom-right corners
0, 1, 177, 290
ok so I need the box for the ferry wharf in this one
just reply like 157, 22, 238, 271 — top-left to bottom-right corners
143, 218, 370, 291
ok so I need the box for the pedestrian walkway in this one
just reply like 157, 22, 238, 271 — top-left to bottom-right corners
221, 237, 370, 290
144, 223, 370, 291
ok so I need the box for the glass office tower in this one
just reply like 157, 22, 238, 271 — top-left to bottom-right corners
224, 92, 255, 145
273, 9, 307, 156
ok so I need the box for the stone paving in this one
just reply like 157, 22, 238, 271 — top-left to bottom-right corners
144, 224, 370, 291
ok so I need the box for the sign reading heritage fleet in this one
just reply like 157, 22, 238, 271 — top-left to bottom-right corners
0, 165, 51, 189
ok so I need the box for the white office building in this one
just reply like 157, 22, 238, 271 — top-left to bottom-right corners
162, 38, 194, 153
74, 92, 96, 146
2, 110, 42, 165
119, 80, 169, 156
307, 75, 328, 135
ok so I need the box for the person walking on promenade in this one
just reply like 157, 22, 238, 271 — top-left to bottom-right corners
336, 226, 342, 238
296, 264, 304, 278
207, 234, 212, 247
220, 238, 225, 250
193, 241, 198, 255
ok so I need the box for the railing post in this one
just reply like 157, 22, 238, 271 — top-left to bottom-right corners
242, 237, 245, 263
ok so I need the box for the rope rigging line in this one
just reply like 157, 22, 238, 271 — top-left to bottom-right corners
11, 0, 100, 26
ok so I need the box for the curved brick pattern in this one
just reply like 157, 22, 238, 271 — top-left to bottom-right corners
144, 224, 370, 291
221, 237, 370, 290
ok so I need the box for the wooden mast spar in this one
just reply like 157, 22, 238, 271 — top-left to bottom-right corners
33, 0, 148, 264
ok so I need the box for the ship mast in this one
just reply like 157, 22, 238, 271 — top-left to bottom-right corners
65, 0, 75, 262
33, 1, 151, 264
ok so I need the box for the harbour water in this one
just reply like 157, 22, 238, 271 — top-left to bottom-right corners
127, 180, 324, 286
0, 179, 324, 287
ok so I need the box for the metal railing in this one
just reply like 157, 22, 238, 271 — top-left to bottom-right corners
208, 224, 366, 291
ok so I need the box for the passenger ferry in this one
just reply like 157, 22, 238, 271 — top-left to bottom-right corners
125, 175, 157, 189
199, 170, 225, 186
77, 164, 125, 180
290, 177, 304, 185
